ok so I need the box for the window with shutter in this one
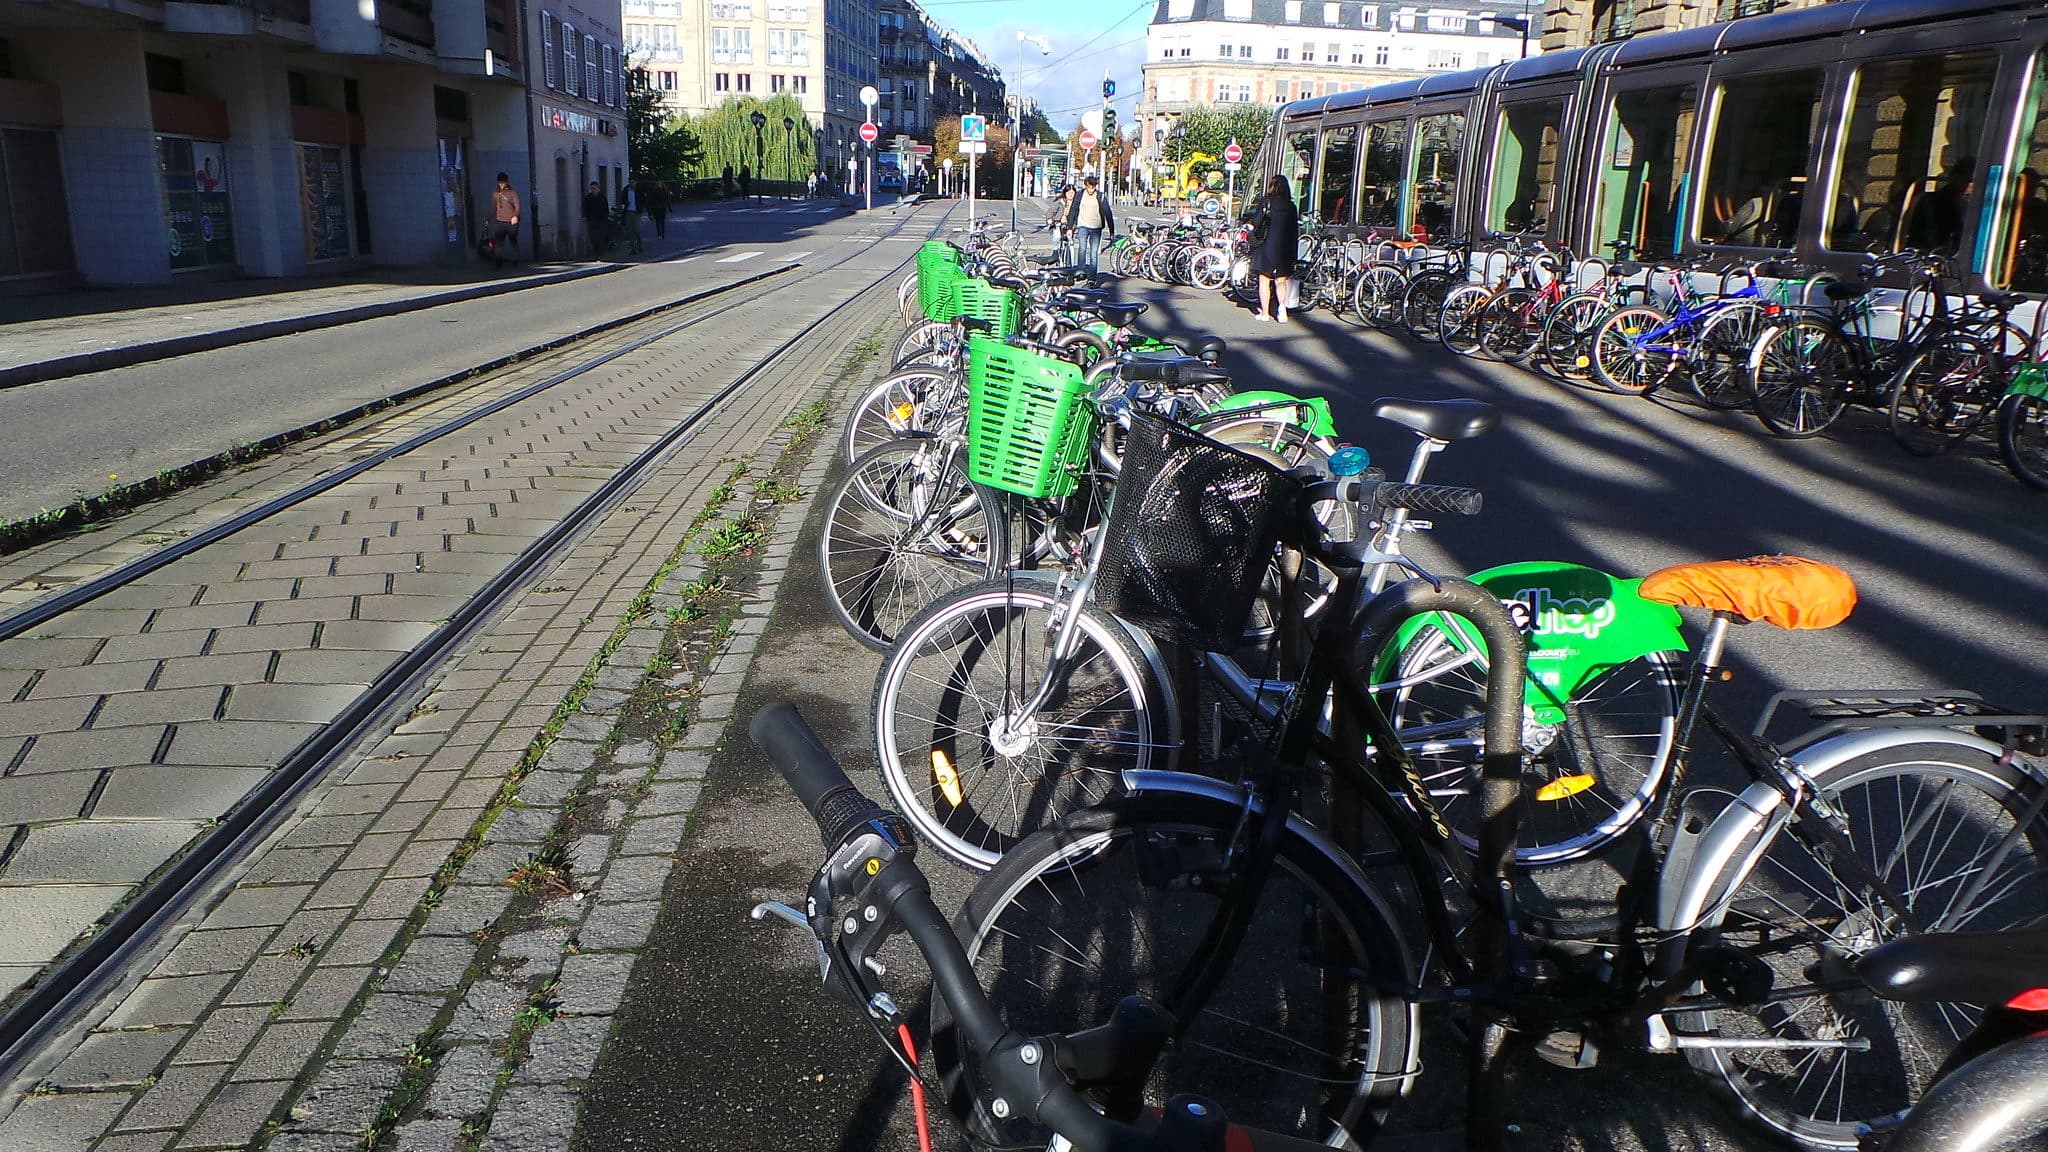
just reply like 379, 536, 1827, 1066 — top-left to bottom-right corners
603, 45, 615, 104
562, 24, 579, 94
542, 13, 558, 88
585, 35, 598, 101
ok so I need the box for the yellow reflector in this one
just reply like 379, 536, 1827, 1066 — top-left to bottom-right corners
893, 402, 917, 422
1575, 355, 1591, 368
931, 750, 964, 807
1536, 774, 1596, 802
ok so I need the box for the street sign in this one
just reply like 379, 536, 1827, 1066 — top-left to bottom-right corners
1225, 162, 1241, 173
859, 84, 878, 107
911, 144, 934, 154
958, 140, 987, 155
1102, 78, 1116, 98
1224, 139, 1243, 165
859, 121, 879, 143
960, 114, 987, 142
1077, 128, 1098, 151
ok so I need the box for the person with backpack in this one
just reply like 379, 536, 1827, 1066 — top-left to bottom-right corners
1063, 175, 1115, 272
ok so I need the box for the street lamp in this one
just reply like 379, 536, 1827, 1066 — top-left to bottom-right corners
1012, 32, 1050, 229
750, 109, 767, 200
1494, 2, 1535, 58
783, 116, 796, 198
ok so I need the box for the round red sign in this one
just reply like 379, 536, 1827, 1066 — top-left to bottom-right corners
1224, 142, 1243, 164
859, 121, 879, 143
1078, 129, 1098, 151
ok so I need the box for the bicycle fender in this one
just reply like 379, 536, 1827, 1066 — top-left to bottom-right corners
2009, 364, 2048, 400
1882, 1031, 2048, 1152
1206, 390, 1339, 438
1375, 563, 1686, 726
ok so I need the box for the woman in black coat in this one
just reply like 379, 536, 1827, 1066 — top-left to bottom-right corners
1247, 174, 1301, 323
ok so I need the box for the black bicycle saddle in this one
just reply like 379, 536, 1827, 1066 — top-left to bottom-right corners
1370, 397, 1500, 441
1186, 336, 1227, 363
1096, 302, 1149, 328
1858, 925, 2048, 1006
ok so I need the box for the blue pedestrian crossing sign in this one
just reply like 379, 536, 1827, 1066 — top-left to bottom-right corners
960, 114, 987, 142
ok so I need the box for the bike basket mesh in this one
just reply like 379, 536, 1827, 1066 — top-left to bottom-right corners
965, 336, 1095, 500
954, 279, 1023, 338
1095, 411, 1296, 649
920, 263, 964, 322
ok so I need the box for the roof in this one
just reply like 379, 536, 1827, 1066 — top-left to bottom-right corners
1150, 0, 1528, 36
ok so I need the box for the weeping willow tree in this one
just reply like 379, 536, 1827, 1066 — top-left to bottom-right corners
697, 94, 818, 185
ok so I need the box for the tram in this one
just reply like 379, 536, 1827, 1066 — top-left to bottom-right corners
1257, 0, 2048, 295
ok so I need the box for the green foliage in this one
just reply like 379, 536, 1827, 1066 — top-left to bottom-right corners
696, 95, 818, 185
1168, 103, 1274, 173
626, 58, 704, 181
1019, 107, 1062, 146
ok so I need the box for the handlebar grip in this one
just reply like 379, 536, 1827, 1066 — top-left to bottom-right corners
1374, 482, 1483, 518
748, 703, 893, 851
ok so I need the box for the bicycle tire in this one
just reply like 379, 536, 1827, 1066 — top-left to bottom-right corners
1538, 292, 1612, 382
1680, 742, 2048, 1149
1888, 336, 2000, 457
871, 576, 1165, 870
1998, 391, 2048, 491
819, 437, 1005, 652
1437, 284, 1493, 358
892, 319, 947, 367
1190, 249, 1230, 291
1689, 304, 1766, 411
1354, 264, 1408, 329
1401, 270, 1456, 341
841, 368, 962, 464
1591, 306, 1678, 396
1477, 288, 1544, 364
931, 790, 1418, 1150
1748, 318, 1852, 439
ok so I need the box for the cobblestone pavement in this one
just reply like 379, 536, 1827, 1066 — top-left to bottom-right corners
0, 200, 944, 1151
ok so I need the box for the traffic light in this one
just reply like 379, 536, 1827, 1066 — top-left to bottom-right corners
1102, 78, 1116, 99
1102, 108, 1117, 138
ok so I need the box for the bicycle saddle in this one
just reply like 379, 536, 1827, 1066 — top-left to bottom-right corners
1095, 302, 1148, 328
1980, 291, 2026, 310
1185, 336, 1227, 363
1638, 555, 1856, 630
1857, 925, 2048, 1006
1028, 254, 1060, 265
1369, 398, 1499, 441
1057, 289, 1108, 309
958, 316, 995, 334
989, 275, 1030, 292
1824, 280, 1870, 301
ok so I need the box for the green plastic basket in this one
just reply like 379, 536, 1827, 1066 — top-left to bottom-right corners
954, 279, 1023, 338
966, 336, 1095, 499
917, 240, 960, 278
920, 262, 964, 322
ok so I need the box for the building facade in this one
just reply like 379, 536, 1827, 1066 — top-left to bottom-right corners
0, 0, 624, 286
1540, 0, 1823, 51
1138, 1, 1534, 168
875, 0, 1003, 141
535, 0, 631, 257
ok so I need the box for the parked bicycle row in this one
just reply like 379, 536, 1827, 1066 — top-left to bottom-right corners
769, 223, 2048, 1152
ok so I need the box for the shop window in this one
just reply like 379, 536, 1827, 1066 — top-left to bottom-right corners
157, 135, 236, 270
1409, 111, 1462, 240
1701, 69, 1820, 247
1830, 50, 1997, 256
145, 53, 187, 94
1595, 83, 1695, 259
1360, 117, 1405, 229
0, 37, 12, 79
1489, 99, 1562, 232
1318, 124, 1356, 223
298, 144, 351, 261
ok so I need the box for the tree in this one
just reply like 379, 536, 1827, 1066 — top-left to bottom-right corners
1019, 106, 1062, 146
933, 117, 1015, 197
695, 95, 818, 187
625, 60, 704, 183
1169, 103, 1273, 173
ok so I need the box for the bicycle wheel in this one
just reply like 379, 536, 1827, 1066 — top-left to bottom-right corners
1690, 304, 1766, 411
1591, 306, 1678, 396
1353, 264, 1408, 329
819, 437, 1005, 652
1401, 270, 1456, 341
1381, 622, 1681, 865
931, 790, 1418, 1150
1477, 288, 1544, 364
1683, 743, 2048, 1149
1190, 249, 1230, 291
1888, 336, 2000, 457
841, 368, 961, 464
1437, 285, 1493, 358
1999, 391, 2048, 490
872, 576, 1164, 870
1538, 292, 1612, 382
1749, 318, 1852, 439
892, 320, 947, 367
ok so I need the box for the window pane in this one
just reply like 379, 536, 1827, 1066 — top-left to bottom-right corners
1318, 125, 1357, 223
1830, 50, 1997, 255
1701, 69, 1821, 247
1490, 99, 1562, 233
1996, 55, 2048, 291
1282, 129, 1314, 217
1409, 112, 1462, 241
1595, 83, 1696, 260
1361, 118, 1405, 230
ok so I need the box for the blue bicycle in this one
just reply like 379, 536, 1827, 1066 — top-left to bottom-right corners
1590, 257, 1789, 408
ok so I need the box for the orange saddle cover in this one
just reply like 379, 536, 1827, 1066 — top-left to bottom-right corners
1638, 555, 1857, 630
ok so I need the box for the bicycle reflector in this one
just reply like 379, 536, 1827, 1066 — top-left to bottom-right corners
930, 750, 965, 807
1536, 774, 1596, 802
2009, 989, 2048, 1011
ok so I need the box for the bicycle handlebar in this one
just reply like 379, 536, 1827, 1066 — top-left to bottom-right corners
749, 703, 898, 852
1374, 481, 1483, 518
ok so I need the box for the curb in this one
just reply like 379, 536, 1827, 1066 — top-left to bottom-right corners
0, 261, 628, 390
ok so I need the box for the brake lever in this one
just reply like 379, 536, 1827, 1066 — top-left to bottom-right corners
750, 900, 832, 982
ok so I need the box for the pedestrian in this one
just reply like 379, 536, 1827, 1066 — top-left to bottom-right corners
486, 171, 521, 267
806, 171, 818, 198
722, 163, 735, 197
1064, 174, 1115, 273
621, 180, 643, 255
643, 179, 671, 240
582, 180, 612, 258
739, 164, 752, 201
1246, 173, 1300, 323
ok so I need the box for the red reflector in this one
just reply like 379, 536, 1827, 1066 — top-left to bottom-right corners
2007, 988, 2048, 1011
1764, 304, 1782, 316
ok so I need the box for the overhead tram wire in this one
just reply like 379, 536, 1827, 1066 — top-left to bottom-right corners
1020, 0, 1150, 77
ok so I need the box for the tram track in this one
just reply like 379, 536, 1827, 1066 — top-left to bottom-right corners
0, 200, 952, 1086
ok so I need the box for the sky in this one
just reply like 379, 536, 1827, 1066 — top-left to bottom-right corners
919, 0, 1156, 139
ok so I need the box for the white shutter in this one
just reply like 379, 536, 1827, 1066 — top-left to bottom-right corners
563, 24, 579, 94
542, 13, 558, 88
585, 35, 598, 100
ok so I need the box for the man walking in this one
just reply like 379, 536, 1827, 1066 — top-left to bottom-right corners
487, 172, 521, 266
643, 179, 671, 240
1064, 174, 1115, 272
582, 180, 611, 258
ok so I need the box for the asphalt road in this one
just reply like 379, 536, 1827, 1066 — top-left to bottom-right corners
0, 200, 890, 523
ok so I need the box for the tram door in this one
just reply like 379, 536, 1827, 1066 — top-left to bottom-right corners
1592, 81, 1697, 260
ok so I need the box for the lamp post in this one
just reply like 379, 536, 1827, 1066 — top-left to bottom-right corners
750, 109, 767, 201
783, 116, 796, 198
1494, 2, 1534, 58
1011, 32, 1050, 230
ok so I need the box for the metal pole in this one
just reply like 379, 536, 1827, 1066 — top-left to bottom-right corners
967, 140, 976, 222
518, 0, 540, 259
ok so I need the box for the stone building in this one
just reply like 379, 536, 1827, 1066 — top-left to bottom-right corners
1539, 0, 1827, 51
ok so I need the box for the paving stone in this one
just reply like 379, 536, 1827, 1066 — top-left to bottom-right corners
609, 740, 657, 767
280, 965, 373, 1022
15, 726, 166, 775
554, 714, 610, 743
229, 1020, 332, 1082
245, 845, 351, 887
93, 686, 226, 728
0, 1085, 128, 1151
146, 603, 257, 633
553, 952, 634, 1016
538, 741, 597, 774
617, 815, 688, 858
380, 937, 477, 995
695, 694, 736, 722
392, 1116, 467, 1152
278, 813, 379, 849
324, 917, 406, 966
512, 1014, 609, 1084
0, 768, 94, 824
480, 1084, 579, 1152
26, 660, 158, 701
3, 819, 203, 882
454, 842, 527, 889
567, 834, 609, 883
0, 884, 123, 963
359, 875, 434, 920
194, 578, 298, 605
93, 767, 268, 820
151, 654, 273, 691
174, 1005, 270, 1065
266, 1132, 359, 1152
493, 925, 573, 969
595, 855, 673, 904
484, 806, 555, 845
91, 630, 213, 665
268, 907, 349, 956
576, 689, 629, 715
204, 884, 313, 930
179, 1077, 292, 1149
284, 1058, 402, 1133
102, 972, 234, 1030
332, 993, 441, 1061
271, 649, 402, 685
163, 721, 320, 767
224, 954, 313, 1006
203, 622, 316, 656
48, 1026, 185, 1089
576, 901, 659, 952
637, 781, 703, 819
221, 683, 365, 724
514, 770, 578, 808
442, 979, 521, 1044
163, 927, 274, 978
589, 666, 641, 692
423, 1043, 500, 1119
318, 620, 436, 651
655, 750, 711, 780
0, 638, 101, 674
420, 886, 513, 938
97, 1131, 175, 1152
250, 596, 360, 626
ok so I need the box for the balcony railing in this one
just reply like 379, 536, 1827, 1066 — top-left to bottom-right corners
1714, 0, 1777, 19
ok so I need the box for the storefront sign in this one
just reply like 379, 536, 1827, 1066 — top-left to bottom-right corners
538, 103, 611, 137
158, 136, 236, 270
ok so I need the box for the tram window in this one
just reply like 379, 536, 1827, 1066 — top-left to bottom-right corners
1994, 56, 2048, 293
1409, 112, 1464, 241
1361, 118, 1407, 231
1595, 84, 1695, 260
1489, 99, 1563, 234
1282, 130, 1315, 218
1830, 51, 1997, 256
1701, 69, 1822, 248
1319, 125, 1358, 224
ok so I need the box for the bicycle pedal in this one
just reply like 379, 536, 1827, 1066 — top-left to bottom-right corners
1533, 1029, 1600, 1070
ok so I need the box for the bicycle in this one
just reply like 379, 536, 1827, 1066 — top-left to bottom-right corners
1588, 254, 1788, 404
1996, 360, 2048, 490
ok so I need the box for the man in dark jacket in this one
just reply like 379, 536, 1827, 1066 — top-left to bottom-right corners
1064, 175, 1115, 272
583, 181, 612, 257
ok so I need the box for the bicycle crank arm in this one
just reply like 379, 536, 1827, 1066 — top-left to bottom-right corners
1646, 1016, 1872, 1053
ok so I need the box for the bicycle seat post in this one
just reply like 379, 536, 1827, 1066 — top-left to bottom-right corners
1366, 433, 1449, 595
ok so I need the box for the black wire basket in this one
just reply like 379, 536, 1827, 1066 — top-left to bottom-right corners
1095, 411, 1299, 649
